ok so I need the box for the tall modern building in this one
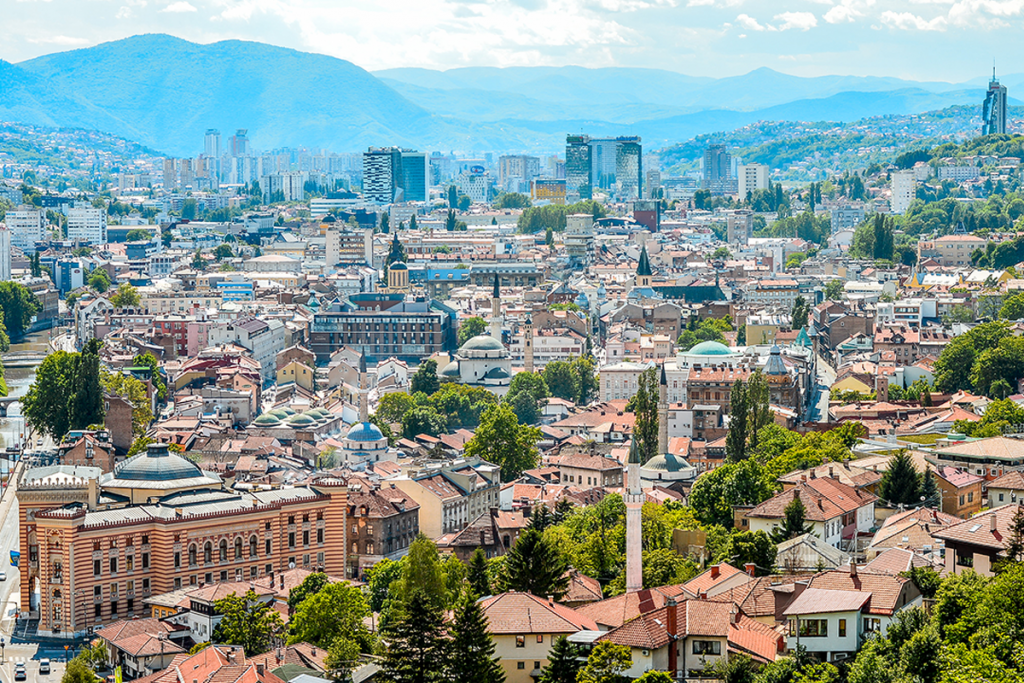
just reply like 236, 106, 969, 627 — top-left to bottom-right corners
179, 158, 194, 190
589, 138, 619, 190
703, 145, 734, 195
67, 207, 107, 245
738, 163, 769, 198
362, 148, 403, 204
565, 135, 592, 203
891, 170, 916, 215
400, 151, 429, 203
615, 137, 642, 201
6, 207, 44, 250
204, 129, 221, 158
162, 158, 176, 190
0, 225, 10, 282
498, 155, 541, 192
983, 69, 1008, 136
229, 129, 250, 157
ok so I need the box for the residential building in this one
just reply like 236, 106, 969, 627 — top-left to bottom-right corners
930, 436, 1024, 481
346, 482, 420, 579
934, 466, 984, 518
987, 471, 1024, 508
498, 155, 541, 192
392, 456, 501, 539
830, 204, 866, 233
738, 163, 769, 198
703, 145, 734, 194
916, 234, 988, 267
890, 170, 915, 215
0, 225, 9, 281
557, 454, 623, 488
563, 213, 595, 265
93, 618, 187, 679
934, 504, 1024, 576
209, 317, 286, 384
531, 179, 566, 205
746, 279, 800, 309
325, 224, 373, 266
16, 444, 349, 638
67, 206, 108, 244
6, 206, 45, 250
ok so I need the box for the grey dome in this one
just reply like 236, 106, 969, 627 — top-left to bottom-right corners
113, 444, 202, 482
440, 361, 461, 377
643, 453, 690, 473
484, 366, 511, 379
390, 262, 408, 270
346, 421, 385, 442
460, 335, 503, 352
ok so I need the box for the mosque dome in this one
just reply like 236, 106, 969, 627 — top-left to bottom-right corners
440, 361, 461, 377
688, 341, 732, 356
253, 413, 282, 426
346, 421, 385, 443
287, 413, 317, 427
460, 335, 504, 352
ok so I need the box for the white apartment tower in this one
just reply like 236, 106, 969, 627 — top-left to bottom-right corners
67, 207, 108, 245
0, 225, 10, 282
891, 170, 916, 215
6, 207, 44, 250
738, 163, 769, 198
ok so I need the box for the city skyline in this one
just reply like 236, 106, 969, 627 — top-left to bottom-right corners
2, 0, 1022, 81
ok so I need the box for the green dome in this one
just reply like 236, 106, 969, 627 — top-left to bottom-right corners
254, 414, 282, 426
643, 453, 690, 472
460, 335, 504, 352
287, 413, 317, 426
688, 341, 732, 356
280, 407, 297, 416
269, 409, 289, 419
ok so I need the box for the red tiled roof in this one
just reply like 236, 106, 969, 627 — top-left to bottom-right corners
805, 570, 913, 616
783, 588, 871, 615
682, 563, 746, 596
933, 503, 1024, 551
479, 592, 598, 634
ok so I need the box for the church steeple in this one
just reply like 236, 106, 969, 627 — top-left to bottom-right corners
635, 244, 652, 288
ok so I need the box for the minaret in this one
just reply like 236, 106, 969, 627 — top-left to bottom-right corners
524, 314, 535, 374
357, 352, 369, 424
658, 364, 669, 457
489, 274, 502, 341
625, 436, 644, 594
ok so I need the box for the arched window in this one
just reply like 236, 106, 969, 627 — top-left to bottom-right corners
204, 542, 212, 564
249, 536, 258, 558
234, 538, 242, 560
189, 545, 197, 566
219, 539, 228, 562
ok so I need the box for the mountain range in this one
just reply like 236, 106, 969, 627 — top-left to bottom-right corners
0, 34, 1019, 157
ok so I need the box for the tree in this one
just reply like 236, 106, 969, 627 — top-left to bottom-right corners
508, 372, 549, 403
325, 637, 362, 680
468, 548, 491, 598
746, 372, 773, 453
501, 528, 569, 599
392, 535, 451, 610
72, 339, 105, 430
689, 459, 771, 527
379, 590, 449, 683
538, 636, 582, 683
458, 316, 488, 345
448, 589, 504, 683
726, 379, 749, 463
62, 659, 97, 683
0, 281, 41, 339
125, 228, 150, 242
101, 371, 154, 436
630, 367, 660, 464
771, 496, 813, 542
214, 243, 233, 261
878, 450, 922, 506
872, 214, 895, 261
191, 248, 206, 270
288, 581, 371, 650
464, 404, 541, 482
543, 360, 579, 402
573, 356, 599, 406
411, 359, 441, 396
494, 192, 531, 209
577, 641, 632, 683
88, 268, 111, 293
133, 352, 167, 401
287, 572, 329, 612
824, 279, 844, 301
402, 406, 447, 438
508, 390, 540, 425
109, 283, 141, 308
791, 296, 809, 330
380, 213, 390, 234
636, 673, 674, 683
213, 590, 284, 656
376, 392, 417, 424
997, 506, 1024, 571
723, 530, 777, 576
365, 557, 404, 614
919, 468, 939, 506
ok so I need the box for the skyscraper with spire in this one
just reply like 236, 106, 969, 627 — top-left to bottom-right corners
983, 67, 1008, 136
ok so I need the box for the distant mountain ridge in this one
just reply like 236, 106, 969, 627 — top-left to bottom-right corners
0, 34, 1015, 155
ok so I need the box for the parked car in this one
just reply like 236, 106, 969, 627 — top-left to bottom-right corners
40, 659, 51, 674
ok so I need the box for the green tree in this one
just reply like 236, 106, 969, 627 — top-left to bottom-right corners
214, 243, 233, 261
919, 468, 939, 506
573, 356, 599, 406
458, 316, 489, 345
791, 296, 809, 329
501, 528, 569, 599
101, 371, 154, 436
402, 405, 447, 439
872, 214, 895, 260
288, 581, 371, 650
132, 352, 167, 401
0, 281, 41, 339
411, 359, 441, 396
878, 450, 923, 506
726, 379, 749, 463
62, 659, 97, 683
771, 496, 813, 542
538, 636, 582, 683
212, 590, 284, 656
71, 338, 105, 430
746, 372, 773, 453
468, 548, 491, 598
509, 372, 549, 402
508, 390, 540, 425
543, 360, 579, 402
125, 228, 150, 242
824, 279, 844, 301
723, 530, 777, 576
493, 192, 531, 209
464, 404, 542, 482
577, 641, 632, 683
365, 557, 404, 614
630, 366, 660, 464
636, 673, 674, 683
287, 572, 329, 612
380, 591, 449, 683
380, 213, 390, 234
109, 283, 141, 308
689, 459, 771, 527
191, 248, 206, 270
448, 589, 505, 683
376, 392, 417, 424
393, 535, 451, 610
88, 268, 111, 292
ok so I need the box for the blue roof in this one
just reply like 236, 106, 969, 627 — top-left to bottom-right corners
688, 341, 732, 356
347, 421, 385, 442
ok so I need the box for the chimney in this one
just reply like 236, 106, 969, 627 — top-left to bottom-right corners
710, 565, 720, 579
255, 665, 264, 676
280, 575, 284, 589
991, 513, 997, 532
745, 563, 756, 577
730, 605, 739, 625
699, 590, 707, 600
829, 466, 835, 479
849, 560, 857, 577
800, 475, 807, 483
666, 598, 679, 675
809, 470, 816, 480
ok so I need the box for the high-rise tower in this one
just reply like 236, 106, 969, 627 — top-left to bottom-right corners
524, 314, 535, 374
658, 364, 668, 457
566, 135, 592, 202
490, 275, 502, 341
358, 352, 369, 423
983, 67, 1008, 136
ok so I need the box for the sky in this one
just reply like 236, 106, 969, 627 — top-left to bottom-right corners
4, 0, 1023, 81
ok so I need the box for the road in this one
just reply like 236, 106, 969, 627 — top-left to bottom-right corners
809, 353, 837, 423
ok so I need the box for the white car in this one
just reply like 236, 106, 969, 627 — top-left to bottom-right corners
0, 571, 7, 581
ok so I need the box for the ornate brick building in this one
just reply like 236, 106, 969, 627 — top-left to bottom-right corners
18, 444, 348, 638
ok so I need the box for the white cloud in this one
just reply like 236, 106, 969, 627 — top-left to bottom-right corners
775, 11, 817, 30
162, 1, 197, 12
26, 34, 90, 45
880, 10, 948, 30
736, 13, 769, 30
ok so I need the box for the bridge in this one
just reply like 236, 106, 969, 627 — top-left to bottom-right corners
1, 352, 48, 368
0, 396, 18, 418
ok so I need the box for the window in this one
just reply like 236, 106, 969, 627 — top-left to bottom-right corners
794, 619, 828, 637
1001, 493, 1006, 502
110, 601, 118, 617
266, 539, 272, 555
289, 532, 295, 548
968, 492, 974, 503
174, 578, 182, 590
536, 635, 544, 644
250, 536, 258, 558
317, 529, 324, 544
204, 542, 212, 564
692, 641, 721, 655
864, 618, 882, 632
517, 663, 525, 670
839, 619, 847, 638
957, 551, 974, 567
515, 636, 525, 648
303, 530, 310, 546
219, 539, 228, 562
94, 559, 101, 576
174, 552, 181, 569
205, 573, 213, 584
110, 558, 118, 574
960, 495, 965, 506
93, 586, 101, 599
142, 535, 149, 545
142, 578, 150, 592
126, 556, 134, 572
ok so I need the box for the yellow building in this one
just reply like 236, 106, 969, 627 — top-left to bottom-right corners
277, 360, 316, 391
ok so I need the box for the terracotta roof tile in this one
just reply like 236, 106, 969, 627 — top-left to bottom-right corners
480, 592, 598, 634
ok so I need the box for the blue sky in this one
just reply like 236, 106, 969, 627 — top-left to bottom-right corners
4, 0, 1021, 81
